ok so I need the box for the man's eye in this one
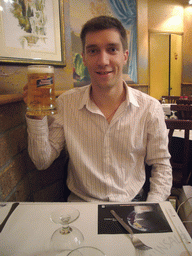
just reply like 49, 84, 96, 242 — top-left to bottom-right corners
87, 49, 98, 55
108, 47, 118, 53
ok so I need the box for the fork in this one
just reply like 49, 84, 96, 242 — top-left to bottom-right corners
0, 202, 19, 232
110, 210, 152, 250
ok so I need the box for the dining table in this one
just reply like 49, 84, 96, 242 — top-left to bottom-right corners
162, 103, 175, 116
0, 201, 192, 256
162, 103, 192, 140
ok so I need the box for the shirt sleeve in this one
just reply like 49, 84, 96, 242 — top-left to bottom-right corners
26, 98, 65, 170
145, 101, 172, 202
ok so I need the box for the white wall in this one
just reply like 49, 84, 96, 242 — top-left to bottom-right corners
137, 0, 185, 84
148, 0, 184, 32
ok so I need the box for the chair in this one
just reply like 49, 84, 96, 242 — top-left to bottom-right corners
176, 99, 192, 105
165, 119, 192, 187
161, 96, 180, 103
171, 104, 192, 120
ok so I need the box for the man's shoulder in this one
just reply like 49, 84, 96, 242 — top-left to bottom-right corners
128, 86, 160, 106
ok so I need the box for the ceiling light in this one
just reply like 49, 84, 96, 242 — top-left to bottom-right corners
189, 0, 192, 5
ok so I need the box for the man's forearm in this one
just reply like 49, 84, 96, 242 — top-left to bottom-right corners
146, 163, 172, 202
26, 116, 59, 170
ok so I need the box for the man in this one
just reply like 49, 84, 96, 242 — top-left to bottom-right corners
24, 16, 172, 202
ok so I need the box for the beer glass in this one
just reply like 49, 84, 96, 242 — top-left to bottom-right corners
26, 65, 57, 116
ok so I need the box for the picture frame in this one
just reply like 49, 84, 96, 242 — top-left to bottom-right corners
0, 0, 66, 66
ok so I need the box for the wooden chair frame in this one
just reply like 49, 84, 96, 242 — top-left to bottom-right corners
165, 119, 192, 187
176, 99, 192, 105
161, 96, 180, 103
171, 104, 192, 120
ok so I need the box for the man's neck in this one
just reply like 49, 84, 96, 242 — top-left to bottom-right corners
90, 83, 126, 122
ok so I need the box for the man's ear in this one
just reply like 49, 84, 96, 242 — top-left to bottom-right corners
124, 50, 129, 65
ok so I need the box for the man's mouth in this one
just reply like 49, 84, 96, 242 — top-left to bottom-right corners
96, 71, 112, 75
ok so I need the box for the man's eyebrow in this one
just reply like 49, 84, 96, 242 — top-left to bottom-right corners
85, 44, 98, 50
85, 43, 120, 49
107, 43, 120, 47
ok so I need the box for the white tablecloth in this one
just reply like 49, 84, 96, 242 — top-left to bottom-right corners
0, 201, 192, 256
161, 103, 192, 140
172, 129, 192, 140
162, 103, 174, 116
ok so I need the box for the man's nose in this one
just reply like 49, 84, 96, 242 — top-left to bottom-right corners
97, 51, 109, 66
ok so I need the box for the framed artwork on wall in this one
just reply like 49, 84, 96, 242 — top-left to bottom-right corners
70, 0, 137, 86
0, 0, 66, 66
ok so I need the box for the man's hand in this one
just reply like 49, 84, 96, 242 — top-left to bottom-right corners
23, 84, 28, 104
23, 84, 44, 120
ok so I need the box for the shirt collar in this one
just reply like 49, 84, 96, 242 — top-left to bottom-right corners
78, 84, 92, 110
78, 81, 139, 110
124, 81, 139, 107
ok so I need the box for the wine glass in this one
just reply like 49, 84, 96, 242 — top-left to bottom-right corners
66, 246, 106, 256
161, 97, 166, 104
170, 111, 178, 119
50, 206, 84, 252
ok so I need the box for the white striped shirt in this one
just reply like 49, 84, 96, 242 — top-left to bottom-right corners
27, 83, 172, 202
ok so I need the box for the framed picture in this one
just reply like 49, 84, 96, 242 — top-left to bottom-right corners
0, 0, 66, 66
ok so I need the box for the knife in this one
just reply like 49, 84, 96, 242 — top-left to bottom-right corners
110, 210, 134, 235
0, 202, 19, 232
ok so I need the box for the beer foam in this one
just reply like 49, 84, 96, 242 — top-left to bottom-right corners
28, 66, 54, 73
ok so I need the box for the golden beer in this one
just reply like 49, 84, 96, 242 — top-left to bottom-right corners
26, 65, 57, 116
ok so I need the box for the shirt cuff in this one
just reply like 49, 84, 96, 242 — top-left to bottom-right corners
26, 115, 48, 134
146, 193, 167, 202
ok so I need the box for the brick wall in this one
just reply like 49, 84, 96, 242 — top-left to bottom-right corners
0, 100, 69, 202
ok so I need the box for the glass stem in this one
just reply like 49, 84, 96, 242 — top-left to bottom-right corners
60, 225, 72, 234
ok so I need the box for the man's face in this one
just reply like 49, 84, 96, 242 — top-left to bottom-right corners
82, 29, 128, 90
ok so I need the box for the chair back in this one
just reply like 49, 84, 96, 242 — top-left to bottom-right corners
176, 99, 192, 105
171, 104, 192, 120
165, 119, 192, 187
161, 96, 180, 103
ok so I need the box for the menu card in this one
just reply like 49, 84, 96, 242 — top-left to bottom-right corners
98, 203, 172, 234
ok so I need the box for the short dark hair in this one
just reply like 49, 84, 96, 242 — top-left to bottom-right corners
80, 15, 128, 52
